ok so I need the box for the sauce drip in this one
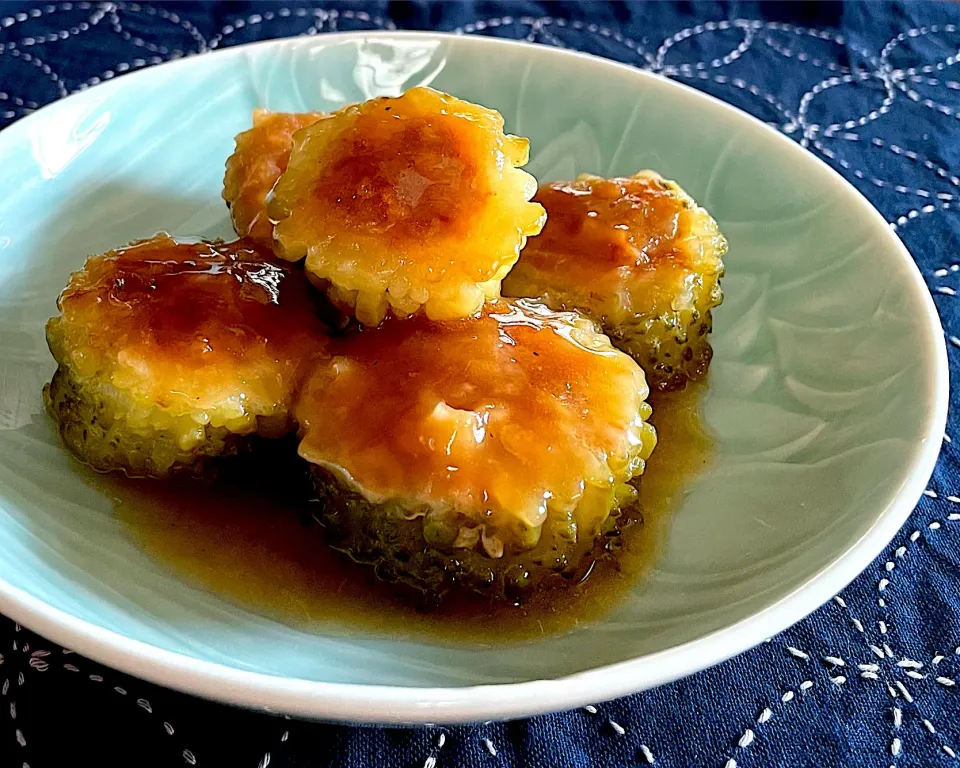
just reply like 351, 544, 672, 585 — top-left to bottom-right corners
104, 385, 710, 643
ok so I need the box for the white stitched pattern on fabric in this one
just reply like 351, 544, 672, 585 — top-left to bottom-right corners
206, 7, 394, 50
3, 45, 67, 97
17, 1, 102, 48
761, 33, 851, 73
810, 137, 943, 206
1, 9, 960, 767
0, 1, 77, 31
107, 8, 176, 56
454, 15, 653, 64
794, 491, 960, 766
795, 70, 895, 146
419, 730, 446, 768
0, 630, 199, 766
117, 2, 207, 50
840, 491, 960, 762
670, 70, 798, 122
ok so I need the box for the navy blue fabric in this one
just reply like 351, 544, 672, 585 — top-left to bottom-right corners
2, 2, 960, 766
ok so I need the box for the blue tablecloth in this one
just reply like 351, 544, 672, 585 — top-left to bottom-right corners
2, 2, 959, 766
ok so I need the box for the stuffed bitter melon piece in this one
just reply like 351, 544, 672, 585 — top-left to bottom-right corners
503, 171, 726, 391
222, 109, 327, 250
268, 87, 546, 327
44, 234, 327, 478
296, 298, 657, 599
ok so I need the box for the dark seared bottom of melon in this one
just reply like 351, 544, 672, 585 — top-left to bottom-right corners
307, 466, 639, 604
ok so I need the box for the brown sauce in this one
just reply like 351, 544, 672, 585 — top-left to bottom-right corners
56, 234, 326, 369
296, 299, 652, 533
526, 174, 692, 275
317, 109, 482, 241
269, 87, 541, 279
223, 110, 327, 249
285, 88, 494, 243
101, 383, 711, 644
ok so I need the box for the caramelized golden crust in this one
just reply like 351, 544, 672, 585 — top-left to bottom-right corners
222, 110, 326, 249
269, 87, 546, 326
46, 235, 328, 476
503, 172, 726, 391
296, 299, 656, 556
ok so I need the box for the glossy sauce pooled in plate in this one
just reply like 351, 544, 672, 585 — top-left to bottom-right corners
109, 383, 709, 641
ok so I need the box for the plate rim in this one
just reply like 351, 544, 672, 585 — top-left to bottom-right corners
0, 29, 948, 724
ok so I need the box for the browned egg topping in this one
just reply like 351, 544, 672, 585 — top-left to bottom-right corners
522, 173, 699, 293
269, 87, 545, 326
222, 110, 327, 249
296, 299, 651, 531
52, 234, 327, 410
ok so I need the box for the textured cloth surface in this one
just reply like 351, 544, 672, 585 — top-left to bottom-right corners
2, 2, 960, 766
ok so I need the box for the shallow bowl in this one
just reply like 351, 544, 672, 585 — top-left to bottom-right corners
0, 32, 947, 723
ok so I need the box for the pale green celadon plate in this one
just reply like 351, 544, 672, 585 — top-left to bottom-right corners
0, 33, 948, 724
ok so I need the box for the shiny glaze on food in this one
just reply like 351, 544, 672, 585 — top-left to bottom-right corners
296, 299, 654, 537
269, 87, 545, 326
509, 172, 716, 312
502, 172, 726, 391
49, 234, 327, 414
222, 110, 326, 250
